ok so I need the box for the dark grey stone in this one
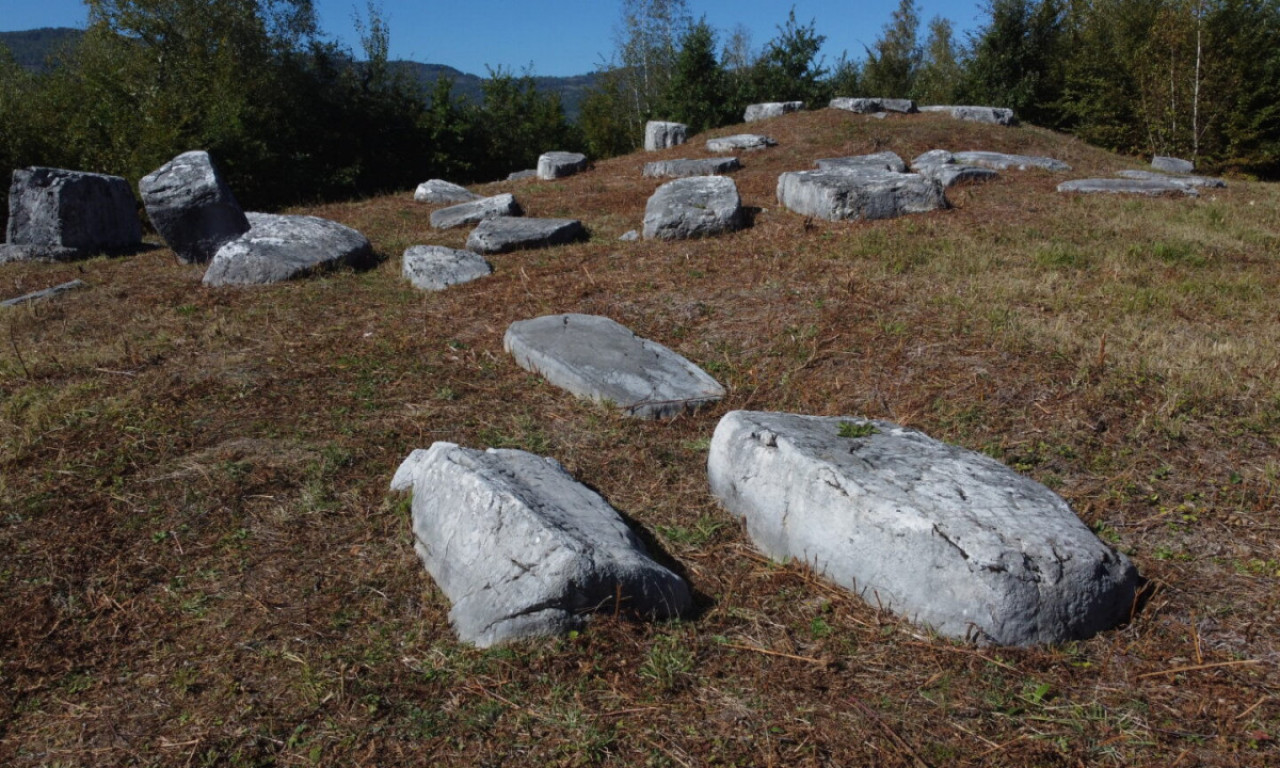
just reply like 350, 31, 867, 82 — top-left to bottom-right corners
777, 168, 948, 221
707, 411, 1141, 646
537, 152, 589, 180
5, 167, 142, 261
139, 151, 249, 265
203, 212, 372, 286
504, 313, 725, 419
744, 102, 804, 122
706, 134, 777, 152
465, 217, 586, 254
1, 279, 88, 307
402, 245, 492, 291
642, 157, 742, 178
430, 193, 522, 230
642, 176, 744, 240
414, 179, 481, 204
618, 230, 640, 241
391, 442, 692, 647
645, 121, 688, 151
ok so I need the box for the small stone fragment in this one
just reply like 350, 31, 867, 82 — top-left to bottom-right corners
1, 279, 88, 308
537, 152, 589, 180
645, 121, 688, 151
466, 217, 586, 254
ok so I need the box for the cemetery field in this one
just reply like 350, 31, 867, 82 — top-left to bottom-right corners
3, 109, 1280, 766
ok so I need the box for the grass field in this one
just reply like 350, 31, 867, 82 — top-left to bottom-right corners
2, 108, 1279, 766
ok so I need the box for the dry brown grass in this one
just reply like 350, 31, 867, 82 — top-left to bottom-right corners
2, 109, 1278, 767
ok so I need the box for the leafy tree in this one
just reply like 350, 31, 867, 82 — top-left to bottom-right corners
659, 19, 733, 133
580, 69, 638, 158
914, 16, 964, 103
747, 8, 829, 105
470, 67, 582, 180
615, 0, 691, 126
861, 0, 922, 98
962, 0, 1068, 126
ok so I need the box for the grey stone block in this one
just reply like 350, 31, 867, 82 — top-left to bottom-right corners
414, 179, 481, 204
537, 151, 589, 180
402, 245, 492, 291
504, 313, 725, 419
1152, 155, 1194, 173
744, 102, 804, 122
139, 151, 249, 264
645, 121, 688, 151
642, 176, 744, 240
465, 217, 586, 254
815, 152, 908, 174
430, 193, 522, 230
1058, 178, 1198, 196
706, 134, 777, 152
203, 212, 372, 286
829, 97, 917, 114
392, 442, 692, 647
507, 169, 537, 181
776, 168, 947, 221
707, 411, 1141, 646
1116, 170, 1225, 189
952, 151, 1070, 172
5, 167, 142, 260
643, 157, 742, 179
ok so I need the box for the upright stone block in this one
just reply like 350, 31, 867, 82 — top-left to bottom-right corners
642, 175, 744, 240
4, 167, 142, 261
645, 121, 688, 151
537, 152, 589, 180
139, 151, 249, 265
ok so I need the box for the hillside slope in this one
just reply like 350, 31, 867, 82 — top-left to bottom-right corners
2, 109, 1278, 766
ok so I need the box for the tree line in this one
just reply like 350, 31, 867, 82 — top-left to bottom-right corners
2, 0, 1277, 225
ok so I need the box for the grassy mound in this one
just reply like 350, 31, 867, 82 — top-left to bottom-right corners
3, 108, 1278, 766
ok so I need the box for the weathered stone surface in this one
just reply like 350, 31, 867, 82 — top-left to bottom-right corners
507, 169, 536, 181
815, 152, 908, 174
952, 151, 1070, 172
414, 179, 480, 204
1116, 170, 1225, 189
466, 217, 586, 254
642, 176, 744, 240
391, 442, 692, 647
645, 121, 688, 151
504, 313, 725, 419
203, 212, 372, 286
643, 157, 741, 178
139, 151, 248, 264
707, 411, 1141, 646
537, 151, 589, 180
430, 193, 522, 230
618, 230, 640, 241
1153, 155, 1194, 173
777, 168, 947, 221
744, 101, 804, 122
1, 279, 87, 308
919, 105, 1017, 126
706, 134, 777, 152
5, 167, 142, 261
829, 97, 917, 114
1058, 178, 1198, 197
910, 150, 1000, 188
402, 245, 492, 291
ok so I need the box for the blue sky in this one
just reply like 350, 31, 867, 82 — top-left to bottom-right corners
1, 0, 989, 77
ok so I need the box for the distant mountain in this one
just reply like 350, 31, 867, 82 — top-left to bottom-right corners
0, 27, 599, 120
0, 27, 84, 70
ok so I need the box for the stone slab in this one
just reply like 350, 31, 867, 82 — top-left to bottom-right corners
1152, 156, 1194, 173
1116, 170, 1225, 189
707, 410, 1141, 646
777, 168, 947, 221
706, 134, 777, 152
952, 151, 1069, 172
645, 121, 688, 151
465, 217, 586, 254
414, 179, 481, 204
642, 157, 742, 178
816, 152, 908, 174
507, 169, 536, 181
139, 151, 249, 264
537, 152, 589, 180
1058, 178, 1198, 196
829, 97, 917, 114
744, 102, 804, 122
391, 442, 692, 647
6, 167, 143, 260
504, 313, 725, 419
642, 175, 744, 240
430, 193, 522, 230
203, 212, 372, 286
402, 245, 492, 291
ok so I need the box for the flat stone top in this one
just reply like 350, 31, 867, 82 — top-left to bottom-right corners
1153, 155, 1194, 173
139, 151, 221, 197
816, 152, 907, 173
465, 217, 585, 254
706, 134, 777, 152
414, 179, 480, 204
1058, 178, 1198, 196
203, 212, 371, 286
429, 193, 521, 230
829, 97, 917, 114
952, 151, 1070, 172
1116, 169, 1225, 188
642, 157, 741, 178
504, 313, 725, 419
402, 245, 492, 291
